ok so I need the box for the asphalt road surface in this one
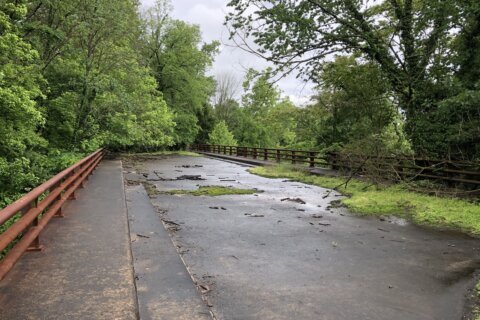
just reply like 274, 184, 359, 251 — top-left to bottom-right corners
124, 154, 479, 320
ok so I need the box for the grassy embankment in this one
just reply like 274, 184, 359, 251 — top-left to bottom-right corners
250, 164, 480, 236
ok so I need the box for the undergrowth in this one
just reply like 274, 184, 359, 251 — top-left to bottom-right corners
250, 164, 480, 236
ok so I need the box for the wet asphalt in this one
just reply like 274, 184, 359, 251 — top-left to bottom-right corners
124, 155, 480, 320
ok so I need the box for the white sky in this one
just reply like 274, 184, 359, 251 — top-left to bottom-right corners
140, 0, 314, 106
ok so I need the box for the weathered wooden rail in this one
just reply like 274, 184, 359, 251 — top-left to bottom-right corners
0, 149, 104, 280
192, 144, 480, 189
193, 144, 330, 167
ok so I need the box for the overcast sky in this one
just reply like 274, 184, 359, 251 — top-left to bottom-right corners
140, 0, 314, 105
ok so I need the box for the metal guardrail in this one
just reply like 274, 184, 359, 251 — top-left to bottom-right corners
0, 149, 104, 280
192, 144, 480, 188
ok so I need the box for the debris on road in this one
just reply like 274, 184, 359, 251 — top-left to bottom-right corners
176, 165, 203, 168
281, 197, 306, 204
163, 220, 180, 226
198, 284, 211, 294
177, 175, 205, 180
244, 213, 264, 218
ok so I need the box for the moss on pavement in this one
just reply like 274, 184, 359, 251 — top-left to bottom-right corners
250, 165, 480, 236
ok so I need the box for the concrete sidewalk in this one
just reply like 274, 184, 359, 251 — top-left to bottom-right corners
0, 160, 137, 320
125, 184, 211, 320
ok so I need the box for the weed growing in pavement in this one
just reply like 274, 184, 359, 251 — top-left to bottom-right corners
167, 186, 260, 196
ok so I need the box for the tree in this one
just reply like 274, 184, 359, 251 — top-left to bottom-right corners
26, 0, 175, 151
296, 56, 409, 154
142, 4, 219, 146
226, 0, 468, 157
242, 68, 281, 117
208, 121, 238, 146
0, 2, 49, 204
214, 71, 241, 107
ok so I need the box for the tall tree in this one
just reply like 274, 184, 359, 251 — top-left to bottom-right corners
0, 1, 45, 203
25, 0, 175, 151
142, 2, 219, 146
226, 0, 467, 157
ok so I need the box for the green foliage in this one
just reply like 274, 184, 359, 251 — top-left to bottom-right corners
0, 2, 45, 159
208, 121, 238, 146
308, 56, 406, 153
409, 89, 480, 159
224, 69, 300, 148
250, 165, 480, 236
242, 68, 280, 117
0, 1, 47, 206
171, 112, 200, 148
143, 3, 219, 145
226, 0, 480, 159
0, 0, 181, 206
195, 104, 217, 144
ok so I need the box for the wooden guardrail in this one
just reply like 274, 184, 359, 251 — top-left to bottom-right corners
193, 144, 330, 167
0, 149, 104, 280
192, 144, 480, 189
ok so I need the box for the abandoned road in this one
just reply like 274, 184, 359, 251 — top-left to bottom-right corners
124, 154, 479, 320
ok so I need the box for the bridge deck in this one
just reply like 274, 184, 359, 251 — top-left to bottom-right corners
0, 160, 208, 320
0, 160, 138, 319
0, 155, 478, 320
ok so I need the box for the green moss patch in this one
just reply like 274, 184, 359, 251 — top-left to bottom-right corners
250, 165, 480, 236
168, 186, 260, 196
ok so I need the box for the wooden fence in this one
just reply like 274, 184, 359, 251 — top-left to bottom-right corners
192, 144, 480, 189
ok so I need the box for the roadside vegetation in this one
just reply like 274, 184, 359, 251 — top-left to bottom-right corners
0, 0, 216, 206
250, 165, 480, 236
2, 0, 479, 208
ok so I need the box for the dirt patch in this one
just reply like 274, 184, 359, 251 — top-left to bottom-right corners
142, 182, 161, 197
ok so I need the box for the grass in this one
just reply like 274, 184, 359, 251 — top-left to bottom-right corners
250, 164, 480, 236
471, 282, 480, 320
166, 186, 260, 196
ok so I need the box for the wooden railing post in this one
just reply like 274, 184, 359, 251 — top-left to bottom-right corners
26, 199, 43, 252
229, 146, 233, 155
253, 148, 257, 159
276, 150, 281, 162
292, 151, 296, 164
309, 152, 315, 167
264, 149, 268, 161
